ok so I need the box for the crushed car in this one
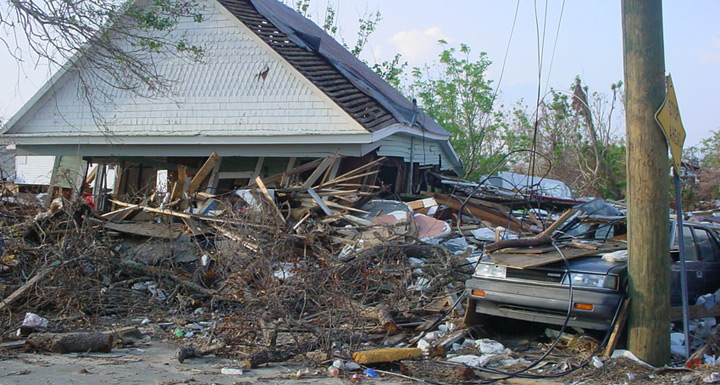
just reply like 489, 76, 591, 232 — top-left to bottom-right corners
464, 199, 720, 331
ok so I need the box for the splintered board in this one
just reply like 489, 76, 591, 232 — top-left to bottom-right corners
488, 241, 627, 269
103, 221, 184, 239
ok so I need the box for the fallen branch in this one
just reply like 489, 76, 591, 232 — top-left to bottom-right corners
25, 332, 113, 353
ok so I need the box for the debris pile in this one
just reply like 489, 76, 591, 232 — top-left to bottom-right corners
0, 156, 718, 383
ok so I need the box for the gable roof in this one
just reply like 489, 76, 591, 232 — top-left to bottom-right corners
220, 0, 449, 136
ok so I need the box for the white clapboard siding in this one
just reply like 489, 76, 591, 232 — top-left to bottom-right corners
15, 156, 55, 185
375, 135, 453, 170
6, 0, 365, 138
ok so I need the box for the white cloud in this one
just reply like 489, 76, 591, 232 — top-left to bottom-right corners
389, 26, 451, 65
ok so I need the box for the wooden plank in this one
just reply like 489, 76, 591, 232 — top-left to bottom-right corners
188, 152, 220, 195
255, 176, 286, 223
205, 158, 222, 194
307, 187, 335, 216
434, 193, 538, 234
182, 217, 210, 237
171, 165, 188, 201
670, 303, 720, 322
247, 158, 325, 188
280, 157, 297, 187
320, 157, 386, 187
85, 165, 98, 185
101, 205, 140, 220
407, 197, 437, 211
489, 241, 627, 269
603, 298, 630, 357
103, 221, 184, 239
535, 209, 578, 239
301, 156, 334, 189
0, 267, 53, 312
108, 200, 275, 229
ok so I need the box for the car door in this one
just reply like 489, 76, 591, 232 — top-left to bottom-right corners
693, 227, 720, 296
670, 225, 703, 305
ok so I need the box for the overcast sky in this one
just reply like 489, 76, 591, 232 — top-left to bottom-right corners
1, 1, 718, 148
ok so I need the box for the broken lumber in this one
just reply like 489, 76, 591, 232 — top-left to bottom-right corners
433, 193, 537, 234
25, 332, 113, 353
171, 165, 189, 202
102, 221, 184, 239
0, 266, 54, 312
603, 298, 630, 357
352, 347, 422, 364
188, 152, 220, 195
485, 234, 552, 253
255, 176, 286, 223
247, 158, 325, 188
535, 209, 577, 239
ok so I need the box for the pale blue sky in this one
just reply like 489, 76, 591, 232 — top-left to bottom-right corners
1, 1, 718, 147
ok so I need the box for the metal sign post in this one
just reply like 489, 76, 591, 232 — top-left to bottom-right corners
655, 74, 689, 358
673, 170, 690, 359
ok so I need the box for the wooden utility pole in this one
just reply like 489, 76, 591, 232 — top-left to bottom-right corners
622, 0, 670, 366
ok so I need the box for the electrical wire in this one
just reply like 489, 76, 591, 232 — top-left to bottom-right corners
542, 0, 566, 98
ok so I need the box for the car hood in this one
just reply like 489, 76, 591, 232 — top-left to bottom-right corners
540, 255, 626, 275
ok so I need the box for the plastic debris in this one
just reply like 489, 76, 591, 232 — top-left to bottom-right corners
448, 354, 491, 368
474, 339, 506, 355
591, 356, 604, 368
704, 372, 720, 383
22, 313, 49, 328
327, 365, 340, 376
220, 367, 244, 375
363, 368, 379, 378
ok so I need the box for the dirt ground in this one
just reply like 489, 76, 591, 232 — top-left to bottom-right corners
3, 337, 719, 385
0, 341, 413, 385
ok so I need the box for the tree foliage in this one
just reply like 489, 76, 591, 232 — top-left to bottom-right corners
1, 0, 205, 99
410, 42, 511, 180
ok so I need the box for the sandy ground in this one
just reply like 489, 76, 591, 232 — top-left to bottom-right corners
0, 341, 408, 385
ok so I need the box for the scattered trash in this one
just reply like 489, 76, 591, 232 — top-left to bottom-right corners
363, 368, 379, 378
220, 367, 244, 375
327, 365, 340, 376
704, 372, 720, 383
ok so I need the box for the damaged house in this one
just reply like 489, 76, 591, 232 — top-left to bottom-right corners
0, 0, 461, 206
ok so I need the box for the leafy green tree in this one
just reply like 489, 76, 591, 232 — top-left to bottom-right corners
409, 41, 510, 180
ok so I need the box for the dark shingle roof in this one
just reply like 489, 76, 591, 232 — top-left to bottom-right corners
218, 0, 449, 136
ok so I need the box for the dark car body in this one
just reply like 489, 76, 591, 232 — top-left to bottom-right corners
465, 202, 720, 331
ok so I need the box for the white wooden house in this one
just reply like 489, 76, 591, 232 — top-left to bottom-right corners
1, 0, 461, 201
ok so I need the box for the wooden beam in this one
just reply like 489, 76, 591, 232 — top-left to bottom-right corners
188, 152, 220, 195
170, 165, 188, 202
301, 157, 334, 189
255, 176, 286, 223
247, 158, 324, 188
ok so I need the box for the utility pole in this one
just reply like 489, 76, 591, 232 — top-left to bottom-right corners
622, 0, 670, 366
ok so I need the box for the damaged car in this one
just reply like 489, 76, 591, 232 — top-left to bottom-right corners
464, 199, 720, 331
